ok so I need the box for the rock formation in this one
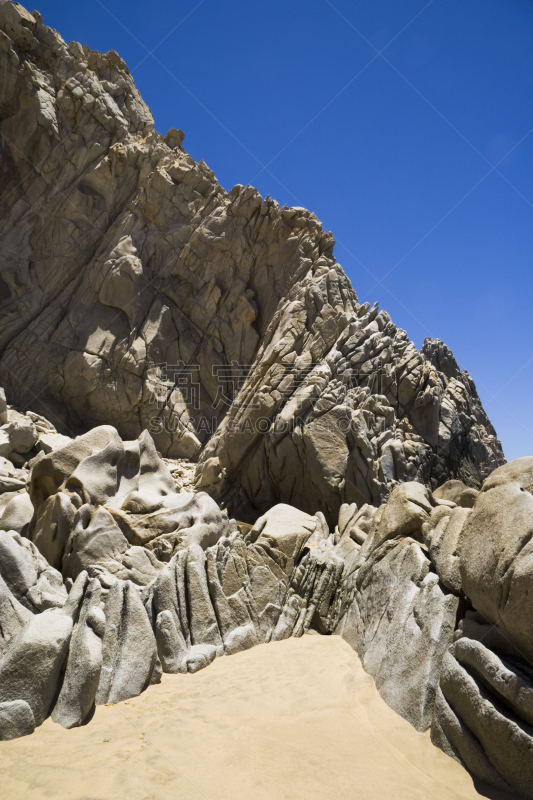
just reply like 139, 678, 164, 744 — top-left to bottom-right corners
0, 2, 503, 527
0, 4, 531, 799
0, 397, 531, 798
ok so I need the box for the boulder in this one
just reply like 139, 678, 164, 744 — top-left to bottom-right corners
432, 634, 533, 798
155, 609, 188, 673
0, 700, 35, 740
459, 457, 533, 663
360, 481, 433, 555
422, 505, 469, 595
0, 491, 34, 536
114, 490, 231, 559
0, 530, 67, 611
181, 643, 217, 674
334, 535, 458, 731
28, 426, 229, 580
52, 578, 105, 728
1, 418, 38, 455
96, 580, 159, 705
245, 504, 318, 566
0, 608, 73, 726
433, 479, 478, 508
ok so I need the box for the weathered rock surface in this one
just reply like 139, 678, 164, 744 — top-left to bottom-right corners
25, 423, 230, 583
0, 3, 503, 528
0, 396, 530, 799
0, 5, 531, 799
458, 458, 533, 664
95, 578, 159, 705
0, 699, 35, 740
51, 575, 105, 728
422, 504, 467, 595
433, 479, 478, 508
427, 457, 533, 798
333, 483, 459, 731
432, 618, 533, 798
0, 607, 73, 725
0, 529, 67, 611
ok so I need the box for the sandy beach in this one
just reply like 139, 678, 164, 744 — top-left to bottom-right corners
0, 634, 515, 800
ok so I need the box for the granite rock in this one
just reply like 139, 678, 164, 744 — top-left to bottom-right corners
432, 623, 533, 798
0, 4, 503, 526
458, 458, 533, 663
0, 7, 531, 799
0, 699, 35, 740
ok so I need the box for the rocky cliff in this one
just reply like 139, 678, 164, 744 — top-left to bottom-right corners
2, 4, 531, 799
0, 2, 503, 526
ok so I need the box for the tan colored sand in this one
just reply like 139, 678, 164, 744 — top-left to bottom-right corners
0, 634, 515, 800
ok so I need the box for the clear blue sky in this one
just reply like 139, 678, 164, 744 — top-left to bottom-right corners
35, 0, 533, 461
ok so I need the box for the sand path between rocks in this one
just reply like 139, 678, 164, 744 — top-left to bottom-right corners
0, 635, 516, 800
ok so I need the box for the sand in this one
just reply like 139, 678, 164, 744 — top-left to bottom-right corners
0, 634, 516, 800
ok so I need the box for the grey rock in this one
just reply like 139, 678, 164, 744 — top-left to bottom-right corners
0, 475, 25, 493
52, 577, 105, 728
96, 579, 159, 705
245, 503, 318, 567
334, 534, 458, 731
0, 491, 34, 535
0, 608, 72, 725
146, 503, 342, 671
32, 492, 77, 571
186, 544, 224, 651
458, 457, 533, 663
272, 546, 344, 640
0, 699, 35, 740
368, 481, 433, 548
433, 479, 478, 508
0, 530, 66, 611
28, 425, 229, 582
432, 636, 533, 798
0, 6, 503, 527
181, 643, 216, 674
0, 529, 37, 603
62, 504, 130, 582
431, 686, 513, 792
1, 418, 37, 455
117, 490, 230, 560
422, 505, 469, 595
0, 572, 34, 650
155, 609, 187, 673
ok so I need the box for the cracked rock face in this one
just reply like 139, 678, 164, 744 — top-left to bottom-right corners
0, 4, 531, 799
0, 398, 530, 798
0, 3, 503, 527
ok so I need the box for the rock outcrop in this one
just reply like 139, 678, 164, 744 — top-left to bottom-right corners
0, 396, 530, 798
0, 2, 503, 528
429, 459, 533, 798
0, 5, 531, 799
333, 483, 460, 732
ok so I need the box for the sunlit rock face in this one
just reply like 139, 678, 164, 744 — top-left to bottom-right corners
0, 407, 531, 799
0, 3, 503, 526
3, 6, 533, 799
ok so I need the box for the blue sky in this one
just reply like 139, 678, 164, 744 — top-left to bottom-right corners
36, 0, 533, 461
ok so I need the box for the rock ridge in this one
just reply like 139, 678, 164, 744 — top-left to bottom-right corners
1, 6, 531, 799
0, 2, 504, 526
